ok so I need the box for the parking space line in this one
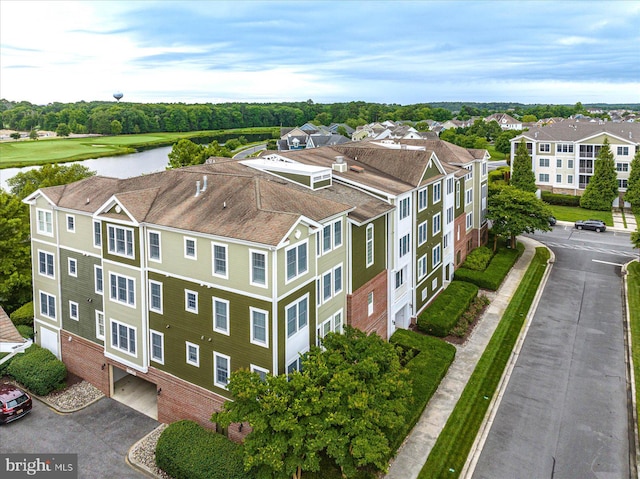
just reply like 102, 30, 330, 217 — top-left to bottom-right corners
592, 259, 624, 266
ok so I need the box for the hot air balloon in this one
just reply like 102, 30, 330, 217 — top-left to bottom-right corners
113, 92, 123, 102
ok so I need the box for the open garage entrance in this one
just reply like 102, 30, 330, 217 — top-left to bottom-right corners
110, 365, 158, 420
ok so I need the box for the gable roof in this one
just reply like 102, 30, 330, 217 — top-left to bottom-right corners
514, 121, 640, 144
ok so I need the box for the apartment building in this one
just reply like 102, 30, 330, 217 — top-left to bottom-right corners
510, 121, 640, 195
25, 140, 487, 428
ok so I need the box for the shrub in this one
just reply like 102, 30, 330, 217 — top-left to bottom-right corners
488, 170, 504, 183
462, 246, 493, 271
156, 420, 247, 479
10, 302, 34, 327
454, 242, 524, 290
541, 191, 580, 206
417, 281, 479, 337
6, 344, 67, 395
16, 325, 34, 339
0, 352, 11, 375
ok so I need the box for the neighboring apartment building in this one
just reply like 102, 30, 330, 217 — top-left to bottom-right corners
510, 121, 640, 195
484, 113, 522, 131
25, 140, 487, 430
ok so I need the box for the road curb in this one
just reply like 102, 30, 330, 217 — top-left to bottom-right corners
622, 260, 639, 478
461, 238, 555, 479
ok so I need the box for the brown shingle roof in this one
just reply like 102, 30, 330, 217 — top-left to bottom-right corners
0, 306, 25, 345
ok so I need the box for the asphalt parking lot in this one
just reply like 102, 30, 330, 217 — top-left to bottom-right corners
1, 396, 159, 478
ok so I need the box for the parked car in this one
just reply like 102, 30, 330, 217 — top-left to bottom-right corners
574, 219, 606, 232
548, 216, 557, 226
0, 383, 32, 424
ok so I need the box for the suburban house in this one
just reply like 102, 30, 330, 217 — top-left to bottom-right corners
24, 140, 488, 430
510, 121, 640, 195
484, 113, 522, 131
277, 126, 350, 151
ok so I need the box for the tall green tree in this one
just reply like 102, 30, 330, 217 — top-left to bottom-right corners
167, 139, 206, 169
580, 138, 618, 211
7, 163, 95, 200
55, 123, 70, 137
0, 191, 32, 313
631, 228, 640, 250
29, 129, 39, 140
213, 327, 411, 479
510, 138, 537, 192
624, 148, 640, 208
487, 185, 552, 249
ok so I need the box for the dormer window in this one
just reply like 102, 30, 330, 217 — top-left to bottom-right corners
108, 225, 134, 258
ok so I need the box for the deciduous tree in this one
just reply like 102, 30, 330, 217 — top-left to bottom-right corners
7, 163, 95, 200
56, 123, 70, 137
580, 138, 618, 211
487, 185, 552, 249
624, 148, 640, 208
510, 139, 537, 192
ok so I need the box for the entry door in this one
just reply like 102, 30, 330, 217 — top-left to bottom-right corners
40, 327, 60, 359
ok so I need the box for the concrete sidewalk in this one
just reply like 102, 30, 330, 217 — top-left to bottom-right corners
385, 236, 548, 479
613, 208, 638, 232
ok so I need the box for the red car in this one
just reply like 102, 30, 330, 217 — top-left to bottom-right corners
0, 383, 32, 424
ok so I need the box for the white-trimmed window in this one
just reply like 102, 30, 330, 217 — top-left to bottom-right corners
447, 177, 454, 194
556, 159, 562, 168
250, 308, 268, 347
185, 289, 198, 313
466, 212, 473, 230
38, 251, 55, 278
418, 221, 427, 246
399, 234, 410, 257
366, 224, 374, 267
444, 231, 450, 249
250, 251, 267, 286
95, 266, 103, 294
418, 254, 427, 280
149, 280, 163, 313
39, 291, 56, 319
618, 146, 629, 156
446, 206, 454, 225
539, 143, 550, 153
432, 213, 441, 235
320, 220, 342, 255
68, 258, 77, 277
568, 175, 574, 184
333, 220, 342, 248
619, 179, 628, 189
111, 319, 136, 356
557, 143, 574, 153
322, 271, 332, 302
93, 221, 101, 247
399, 197, 411, 220
214, 352, 230, 388
37, 209, 53, 236
286, 241, 308, 281
465, 188, 473, 206
433, 183, 441, 203
322, 224, 332, 253
333, 265, 342, 295
539, 173, 550, 182
568, 159, 574, 169
456, 182, 461, 208
186, 342, 199, 367
286, 295, 308, 338
212, 243, 227, 278
110, 273, 135, 306
251, 365, 269, 381
418, 187, 428, 211
395, 267, 405, 289
287, 357, 304, 375
66, 214, 75, 232
69, 301, 79, 321
556, 174, 562, 183
616, 163, 629, 172
150, 330, 164, 364
432, 244, 442, 267
432, 277, 439, 292
108, 225, 134, 258
148, 231, 161, 262
367, 292, 374, 316
95, 311, 105, 340
184, 237, 197, 259
539, 158, 549, 167
213, 297, 229, 335
317, 310, 344, 346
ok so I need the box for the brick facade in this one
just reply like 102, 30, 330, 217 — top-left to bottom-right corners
347, 269, 388, 339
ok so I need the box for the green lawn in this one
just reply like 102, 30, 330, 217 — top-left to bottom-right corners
628, 261, 640, 435
419, 247, 550, 478
547, 204, 613, 225
487, 146, 506, 161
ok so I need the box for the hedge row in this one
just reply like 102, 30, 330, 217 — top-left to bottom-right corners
6, 344, 67, 395
454, 242, 524, 291
389, 330, 456, 451
461, 246, 493, 271
156, 420, 247, 479
541, 191, 580, 206
416, 281, 479, 337
10, 302, 34, 327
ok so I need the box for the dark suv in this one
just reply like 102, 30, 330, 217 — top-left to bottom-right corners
575, 219, 606, 232
0, 383, 32, 424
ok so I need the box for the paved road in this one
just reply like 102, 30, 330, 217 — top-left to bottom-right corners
1, 397, 158, 478
472, 226, 634, 479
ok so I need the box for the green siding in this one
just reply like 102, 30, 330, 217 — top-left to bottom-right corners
268, 171, 311, 187
60, 249, 104, 343
276, 282, 316, 373
313, 179, 331, 189
148, 273, 271, 397
101, 222, 140, 268
421, 161, 442, 183
351, 215, 386, 291
455, 178, 465, 217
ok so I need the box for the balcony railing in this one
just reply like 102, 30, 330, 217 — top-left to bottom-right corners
579, 168, 593, 174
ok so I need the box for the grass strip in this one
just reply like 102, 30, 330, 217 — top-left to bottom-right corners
418, 246, 550, 478
547, 204, 613, 225
628, 261, 640, 433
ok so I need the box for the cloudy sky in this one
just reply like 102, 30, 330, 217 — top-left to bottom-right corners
1, 0, 639, 106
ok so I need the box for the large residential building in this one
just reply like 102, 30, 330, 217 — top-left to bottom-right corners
510, 121, 640, 195
24, 140, 488, 430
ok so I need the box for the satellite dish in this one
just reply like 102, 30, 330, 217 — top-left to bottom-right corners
113, 92, 123, 102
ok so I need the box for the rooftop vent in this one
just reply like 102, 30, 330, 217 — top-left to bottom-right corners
195, 180, 201, 197
333, 156, 347, 172
202, 175, 208, 191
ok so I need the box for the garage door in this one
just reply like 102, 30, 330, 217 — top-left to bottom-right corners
40, 327, 60, 359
